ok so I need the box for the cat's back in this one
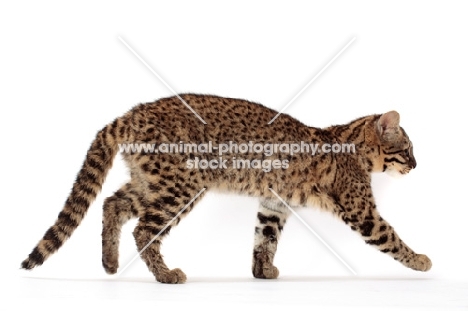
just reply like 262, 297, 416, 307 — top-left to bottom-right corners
128, 94, 313, 142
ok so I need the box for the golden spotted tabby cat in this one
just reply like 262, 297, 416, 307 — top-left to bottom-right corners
22, 94, 431, 283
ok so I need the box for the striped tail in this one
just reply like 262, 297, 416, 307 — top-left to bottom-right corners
21, 120, 121, 270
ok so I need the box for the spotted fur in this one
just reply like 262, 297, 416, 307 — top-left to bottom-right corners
21, 94, 431, 283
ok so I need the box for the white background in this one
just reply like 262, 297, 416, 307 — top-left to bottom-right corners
1, 1, 467, 309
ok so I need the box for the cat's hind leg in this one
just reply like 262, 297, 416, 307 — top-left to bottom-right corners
252, 198, 290, 279
133, 184, 206, 284
102, 182, 141, 274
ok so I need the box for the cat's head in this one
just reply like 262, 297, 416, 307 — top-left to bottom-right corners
371, 111, 417, 176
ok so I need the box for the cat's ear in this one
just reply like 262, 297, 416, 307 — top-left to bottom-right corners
377, 111, 400, 141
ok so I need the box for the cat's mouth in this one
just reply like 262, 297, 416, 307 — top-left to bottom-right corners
400, 168, 412, 175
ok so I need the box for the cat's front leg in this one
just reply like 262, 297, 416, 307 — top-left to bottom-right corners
252, 198, 290, 279
347, 208, 432, 272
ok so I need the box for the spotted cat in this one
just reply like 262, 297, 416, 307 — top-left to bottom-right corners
21, 94, 431, 283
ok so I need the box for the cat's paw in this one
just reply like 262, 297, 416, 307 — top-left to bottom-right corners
263, 265, 280, 279
410, 254, 432, 272
253, 263, 279, 279
156, 268, 187, 284
102, 256, 119, 275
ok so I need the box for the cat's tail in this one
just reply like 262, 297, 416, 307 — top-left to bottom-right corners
21, 118, 125, 270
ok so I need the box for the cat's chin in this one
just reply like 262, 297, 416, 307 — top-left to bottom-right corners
385, 169, 405, 179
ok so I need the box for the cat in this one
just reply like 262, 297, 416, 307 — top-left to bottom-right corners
21, 94, 431, 283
